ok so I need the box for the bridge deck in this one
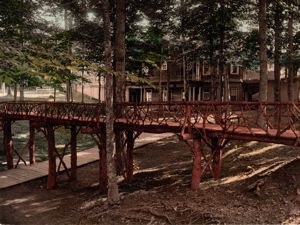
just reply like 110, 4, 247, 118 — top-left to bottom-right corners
0, 133, 173, 189
1, 101, 300, 190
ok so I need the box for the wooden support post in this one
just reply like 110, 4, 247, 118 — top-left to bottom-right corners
125, 130, 134, 182
211, 137, 222, 179
115, 130, 123, 175
29, 121, 35, 164
191, 138, 202, 190
3, 120, 13, 169
46, 125, 57, 189
99, 130, 108, 192
70, 125, 77, 181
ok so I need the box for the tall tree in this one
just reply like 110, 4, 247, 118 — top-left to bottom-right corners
114, 0, 126, 175
103, 0, 119, 204
287, 6, 294, 101
273, 1, 283, 102
115, 0, 126, 103
258, 0, 268, 103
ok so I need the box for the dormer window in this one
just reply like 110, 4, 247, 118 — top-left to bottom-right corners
203, 61, 210, 75
230, 64, 239, 74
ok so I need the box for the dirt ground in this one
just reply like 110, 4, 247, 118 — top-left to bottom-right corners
1, 135, 300, 224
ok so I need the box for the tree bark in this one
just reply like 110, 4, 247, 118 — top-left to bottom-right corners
19, 83, 24, 101
65, 9, 72, 103
114, 0, 126, 176
258, 0, 268, 103
53, 87, 56, 102
258, 0, 268, 128
274, 2, 283, 102
287, 9, 294, 101
103, 0, 120, 205
219, 0, 227, 101
7, 85, 12, 96
98, 75, 101, 103
114, 0, 126, 103
29, 121, 35, 164
13, 83, 17, 101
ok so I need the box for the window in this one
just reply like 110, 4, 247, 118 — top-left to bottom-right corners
146, 90, 152, 102
203, 62, 210, 76
230, 87, 238, 101
203, 91, 210, 100
230, 64, 239, 74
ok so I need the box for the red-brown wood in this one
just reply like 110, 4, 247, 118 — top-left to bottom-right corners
125, 130, 134, 182
70, 125, 77, 181
3, 120, 13, 169
211, 137, 222, 179
2, 101, 300, 190
29, 121, 35, 164
46, 125, 57, 189
98, 130, 108, 192
99, 148, 108, 192
191, 139, 202, 190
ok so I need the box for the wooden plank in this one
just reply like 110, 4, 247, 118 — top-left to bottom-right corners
0, 133, 173, 190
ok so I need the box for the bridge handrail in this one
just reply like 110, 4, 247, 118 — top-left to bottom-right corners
0, 101, 299, 140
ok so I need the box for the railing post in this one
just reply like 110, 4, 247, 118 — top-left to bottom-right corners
46, 125, 57, 189
29, 121, 35, 164
125, 130, 134, 182
186, 104, 192, 133
211, 137, 222, 179
70, 125, 77, 181
191, 138, 202, 190
276, 103, 282, 136
99, 129, 108, 192
3, 120, 13, 170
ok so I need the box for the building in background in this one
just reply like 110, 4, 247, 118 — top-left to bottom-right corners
127, 60, 300, 103
126, 60, 244, 102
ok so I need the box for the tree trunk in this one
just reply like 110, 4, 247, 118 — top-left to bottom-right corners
13, 83, 17, 101
258, 0, 268, 103
114, 0, 126, 103
159, 59, 163, 102
54, 88, 56, 102
274, 2, 283, 102
98, 75, 101, 103
19, 83, 24, 101
181, 0, 187, 101
65, 9, 72, 103
114, 0, 126, 176
103, 0, 119, 205
287, 9, 294, 101
258, 0, 268, 128
81, 81, 84, 103
219, 0, 226, 101
7, 85, 12, 96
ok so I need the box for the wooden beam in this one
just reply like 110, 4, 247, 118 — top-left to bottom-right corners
211, 137, 222, 179
125, 130, 134, 182
70, 125, 77, 181
3, 120, 13, 169
191, 138, 202, 190
29, 121, 35, 164
46, 125, 56, 189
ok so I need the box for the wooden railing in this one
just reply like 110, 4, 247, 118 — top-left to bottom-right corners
0, 101, 300, 140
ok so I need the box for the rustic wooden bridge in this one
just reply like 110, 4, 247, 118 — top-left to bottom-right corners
1, 101, 300, 190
